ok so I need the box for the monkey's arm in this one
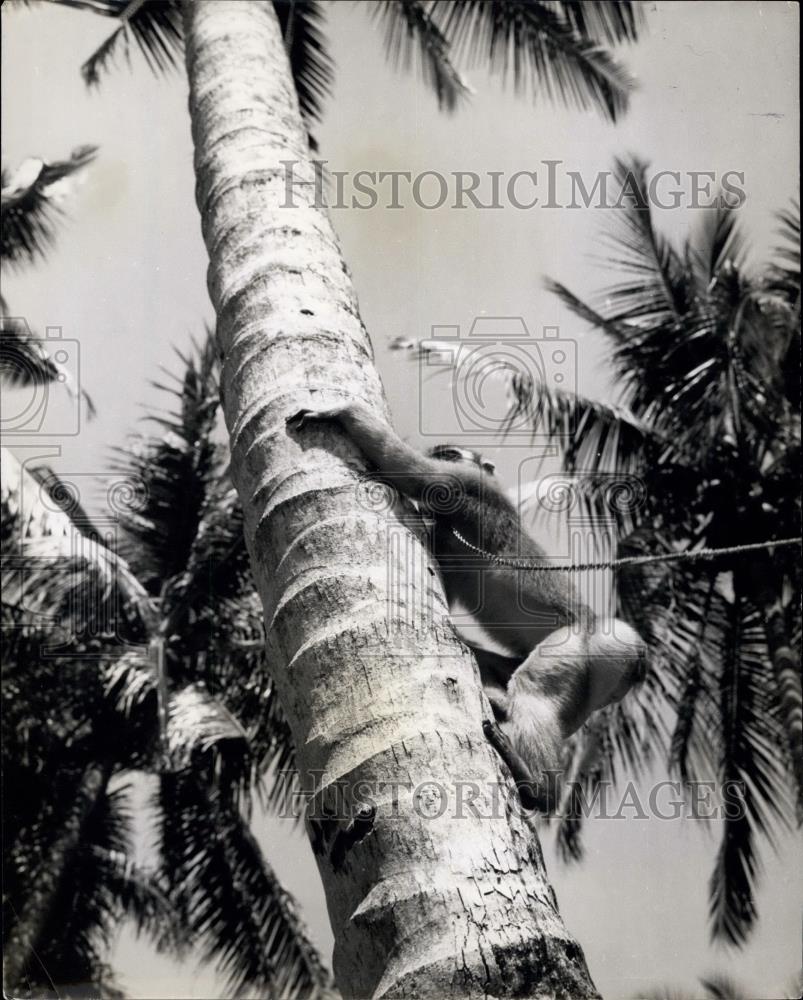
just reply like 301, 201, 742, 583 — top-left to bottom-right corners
287, 402, 475, 499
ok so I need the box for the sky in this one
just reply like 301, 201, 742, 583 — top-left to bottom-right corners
1, 1, 800, 998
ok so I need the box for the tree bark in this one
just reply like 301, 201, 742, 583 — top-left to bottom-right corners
3, 760, 112, 993
182, 3, 597, 996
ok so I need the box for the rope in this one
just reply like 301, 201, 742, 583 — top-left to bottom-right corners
451, 528, 802, 573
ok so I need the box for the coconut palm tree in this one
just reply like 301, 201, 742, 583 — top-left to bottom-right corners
11, 0, 647, 992
507, 159, 800, 946
2, 456, 177, 997
2, 334, 330, 997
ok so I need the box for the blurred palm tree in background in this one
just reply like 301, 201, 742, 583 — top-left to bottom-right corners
2, 331, 330, 997
516, 159, 800, 947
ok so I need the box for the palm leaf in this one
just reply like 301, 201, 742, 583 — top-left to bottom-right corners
274, 0, 335, 139
166, 682, 249, 769
596, 157, 692, 323
429, 0, 638, 122
80, 0, 184, 87
0, 315, 63, 389
1, 447, 153, 635
373, 0, 472, 112
709, 595, 793, 946
72, 0, 335, 147
766, 200, 800, 303
699, 973, 749, 1000
112, 332, 222, 590
9, 779, 178, 992
557, 1, 644, 46
512, 376, 658, 477
1, 145, 97, 267
155, 770, 332, 998
687, 202, 747, 294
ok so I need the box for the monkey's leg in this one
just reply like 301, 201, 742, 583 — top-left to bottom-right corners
482, 719, 550, 812
485, 686, 509, 723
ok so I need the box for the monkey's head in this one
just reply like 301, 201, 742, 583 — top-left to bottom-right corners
428, 444, 496, 475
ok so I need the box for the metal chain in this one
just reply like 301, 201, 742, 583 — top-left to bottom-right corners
451, 528, 802, 573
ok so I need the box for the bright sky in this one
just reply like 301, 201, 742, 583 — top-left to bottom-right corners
2, 1, 800, 997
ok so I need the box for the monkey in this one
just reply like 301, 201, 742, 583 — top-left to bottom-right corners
286, 401, 647, 811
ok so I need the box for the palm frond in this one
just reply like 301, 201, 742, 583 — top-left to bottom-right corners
688, 203, 748, 293
596, 157, 692, 323
166, 682, 249, 767
92, 840, 183, 952
103, 648, 157, 716
81, 0, 183, 87
430, 0, 637, 122
512, 376, 658, 477
665, 576, 719, 783
373, 0, 472, 112
766, 200, 800, 303
112, 332, 222, 590
699, 973, 749, 1000
0, 309, 96, 415
1, 145, 97, 267
161, 478, 297, 792
155, 771, 332, 998
8, 778, 177, 993
73, 0, 335, 151
709, 596, 794, 946
557, 1, 644, 46
1, 447, 153, 636
0, 315, 63, 388
274, 0, 335, 142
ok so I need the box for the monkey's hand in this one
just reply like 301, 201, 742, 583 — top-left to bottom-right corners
286, 405, 346, 431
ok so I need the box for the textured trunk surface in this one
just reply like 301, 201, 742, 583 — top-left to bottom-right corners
182, 3, 597, 997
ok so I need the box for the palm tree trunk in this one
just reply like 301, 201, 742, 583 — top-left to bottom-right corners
182, 1, 597, 996
3, 760, 112, 992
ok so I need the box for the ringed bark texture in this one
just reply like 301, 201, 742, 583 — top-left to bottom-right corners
183, 3, 598, 996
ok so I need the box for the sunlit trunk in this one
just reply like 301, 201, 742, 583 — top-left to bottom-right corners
182, 2, 597, 995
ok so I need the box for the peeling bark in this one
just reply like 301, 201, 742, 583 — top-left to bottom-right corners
182, 3, 597, 996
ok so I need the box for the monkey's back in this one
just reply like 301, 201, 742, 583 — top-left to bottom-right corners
426, 476, 588, 659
